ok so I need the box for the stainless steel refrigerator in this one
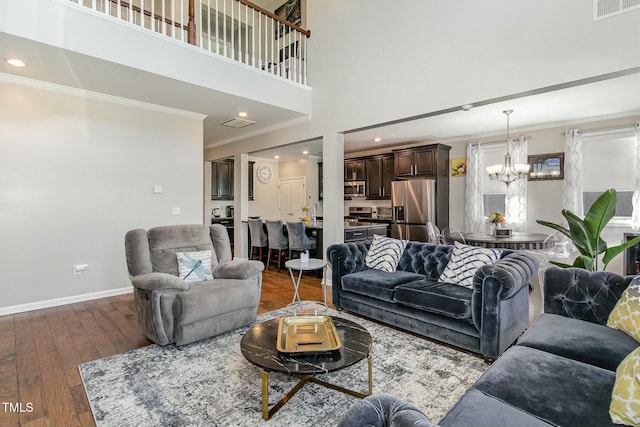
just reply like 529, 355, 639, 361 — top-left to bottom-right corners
391, 179, 436, 241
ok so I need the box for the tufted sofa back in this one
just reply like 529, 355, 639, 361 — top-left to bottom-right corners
397, 241, 513, 280
543, 267, 634, 325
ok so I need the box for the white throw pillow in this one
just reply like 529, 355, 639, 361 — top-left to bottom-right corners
365, 235, 408, 273
176, 250, 214, 282
439, 241, 502, 289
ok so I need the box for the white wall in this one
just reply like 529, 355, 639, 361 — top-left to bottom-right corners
0, 75, 204, 313
248, 157, 281, 220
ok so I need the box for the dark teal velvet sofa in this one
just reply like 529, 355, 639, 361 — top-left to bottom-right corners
326, 241, 539, 360
338, 267, 638, 427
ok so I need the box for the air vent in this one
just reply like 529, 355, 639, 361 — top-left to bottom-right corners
220, 118, 256, 128
594, 0, 640, 21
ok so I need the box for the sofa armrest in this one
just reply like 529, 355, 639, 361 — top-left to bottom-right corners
473, 252, 539, 359
132, 272, 189, 292
543, 266, 633, 325
213, 259, 265, 280
337, 394, 434, 427
327, 242, 370, 308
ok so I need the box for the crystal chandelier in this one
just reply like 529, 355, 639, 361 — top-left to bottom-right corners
486, 109, 530, 187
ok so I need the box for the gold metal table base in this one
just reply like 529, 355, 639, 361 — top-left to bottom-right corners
260, 354, 372, 420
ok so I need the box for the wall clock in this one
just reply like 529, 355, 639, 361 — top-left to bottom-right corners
256, 164, 273, 183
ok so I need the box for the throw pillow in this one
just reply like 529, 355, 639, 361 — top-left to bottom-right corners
610, 347, 640, 426
608, 280, 640, 343
176, 250, 214, 283
365, 235, 408, 273
439, 241, 502, 289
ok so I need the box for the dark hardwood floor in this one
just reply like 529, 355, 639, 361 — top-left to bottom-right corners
0, 268, 328, 427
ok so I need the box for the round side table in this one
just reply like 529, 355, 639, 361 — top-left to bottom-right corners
284, 258, 327, 310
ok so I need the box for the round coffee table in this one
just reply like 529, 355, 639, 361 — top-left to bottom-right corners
240, 316, 373, 420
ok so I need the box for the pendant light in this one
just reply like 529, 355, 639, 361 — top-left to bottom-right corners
486, 109, 530, 187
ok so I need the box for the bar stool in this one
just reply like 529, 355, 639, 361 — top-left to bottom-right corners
285, 221, 317, 259
248, 218, 268, 264
265, 220, 288, 272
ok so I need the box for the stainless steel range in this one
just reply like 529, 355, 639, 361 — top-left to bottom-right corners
348, 207, 373, 220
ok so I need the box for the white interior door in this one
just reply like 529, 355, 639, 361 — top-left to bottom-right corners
279, 177, 307, 219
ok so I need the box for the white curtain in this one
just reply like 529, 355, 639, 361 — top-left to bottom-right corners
563, 129, 583, 217
464, 143, 485, 232
633, 122, 640, 231
505, 136, 528, 231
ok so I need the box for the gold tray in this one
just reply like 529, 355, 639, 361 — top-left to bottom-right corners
276, 316, 342, 354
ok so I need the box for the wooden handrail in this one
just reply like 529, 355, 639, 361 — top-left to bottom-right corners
238, 0, 311, 38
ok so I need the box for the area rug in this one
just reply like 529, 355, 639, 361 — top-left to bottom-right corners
79, 306, 488, 427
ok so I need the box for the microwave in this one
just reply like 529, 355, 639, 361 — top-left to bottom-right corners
344, 181, 366, 198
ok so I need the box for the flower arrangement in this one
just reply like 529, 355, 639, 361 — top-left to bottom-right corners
487, 212, 505, 225
301, 206, 311, 222
301, 206, 310, 213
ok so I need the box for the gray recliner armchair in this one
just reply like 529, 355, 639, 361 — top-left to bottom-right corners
125, 224, 264, 346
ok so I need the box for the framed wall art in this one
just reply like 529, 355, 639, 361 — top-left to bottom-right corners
527, 152, 564, 181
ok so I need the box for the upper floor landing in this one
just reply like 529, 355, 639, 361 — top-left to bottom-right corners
0, 0, 312, 146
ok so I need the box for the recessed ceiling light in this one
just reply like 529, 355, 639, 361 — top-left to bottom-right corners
238, 112, 248, 117
461, 104, 473, 111
274, 155, 280, 159
302, 150, 309, 155
5, 58, 26, 68
373, 137, 382, 142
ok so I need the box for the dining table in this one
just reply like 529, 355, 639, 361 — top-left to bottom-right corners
462, 231, 553, 250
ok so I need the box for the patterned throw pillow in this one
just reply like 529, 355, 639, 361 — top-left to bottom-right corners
608, 280, 640, 343
439, 241, 502, 289
365, 235, 408, 273
610, 347, 640, 426
176, 250, 214, 283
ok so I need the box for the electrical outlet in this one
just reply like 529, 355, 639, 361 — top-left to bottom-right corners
172, 207, 181, 215
73, 264, 88, 274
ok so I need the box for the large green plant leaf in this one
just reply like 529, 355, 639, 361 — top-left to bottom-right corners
535, 220, 570, 239
584, 189, 617, 239
562, 209, 595, 256
573, 255, 595, 272
602, 236, 640, 270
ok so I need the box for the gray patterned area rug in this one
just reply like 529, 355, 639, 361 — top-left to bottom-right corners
79, 307, 488, 427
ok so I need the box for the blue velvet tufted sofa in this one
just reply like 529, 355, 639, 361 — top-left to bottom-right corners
338, 267, 638, 427
326, 241, 539, 360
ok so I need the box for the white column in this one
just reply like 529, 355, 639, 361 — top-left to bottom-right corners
322, 132, 345, 265
234, 153, 250, 259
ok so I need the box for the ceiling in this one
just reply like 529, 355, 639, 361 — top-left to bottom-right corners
250, 68, 640, 162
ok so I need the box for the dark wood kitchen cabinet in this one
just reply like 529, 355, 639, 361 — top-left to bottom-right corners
318, 161, 323, 200
394, 144, 450, 179
344, 158, 365, 181
211, 159, 234, 200
365, 154, 394, 199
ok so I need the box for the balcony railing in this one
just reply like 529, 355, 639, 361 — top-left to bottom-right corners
68, 0, 310, 86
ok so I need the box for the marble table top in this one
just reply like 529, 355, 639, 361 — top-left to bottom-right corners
240, 316, 372, 375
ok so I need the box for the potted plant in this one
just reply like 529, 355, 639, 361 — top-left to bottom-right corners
487, 211, 505, 235
537, 189, 640, 272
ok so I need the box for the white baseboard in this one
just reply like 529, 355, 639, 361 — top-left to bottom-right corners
0, 286, 133, 316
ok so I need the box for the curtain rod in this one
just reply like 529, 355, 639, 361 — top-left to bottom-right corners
469, 136, 532, 147
560, 123, 638, 136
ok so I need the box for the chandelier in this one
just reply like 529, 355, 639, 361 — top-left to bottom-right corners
486, 109, 530, 187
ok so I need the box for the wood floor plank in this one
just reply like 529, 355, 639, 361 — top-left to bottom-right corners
90, 306, 136, 355
14, 314, 36, 356
0, 314, 15, 333
32, 317, 80, 427
0, 355, 19, 427
75, 310, 118, 358
52, 333, 83, 388
16, 351, 47, 426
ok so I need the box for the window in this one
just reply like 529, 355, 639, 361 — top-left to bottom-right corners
481, 144, 507, 216
582, 129, 636, 222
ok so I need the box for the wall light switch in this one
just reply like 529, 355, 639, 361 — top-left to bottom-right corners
172, 207, 181, 215
153, 185, 163, 194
